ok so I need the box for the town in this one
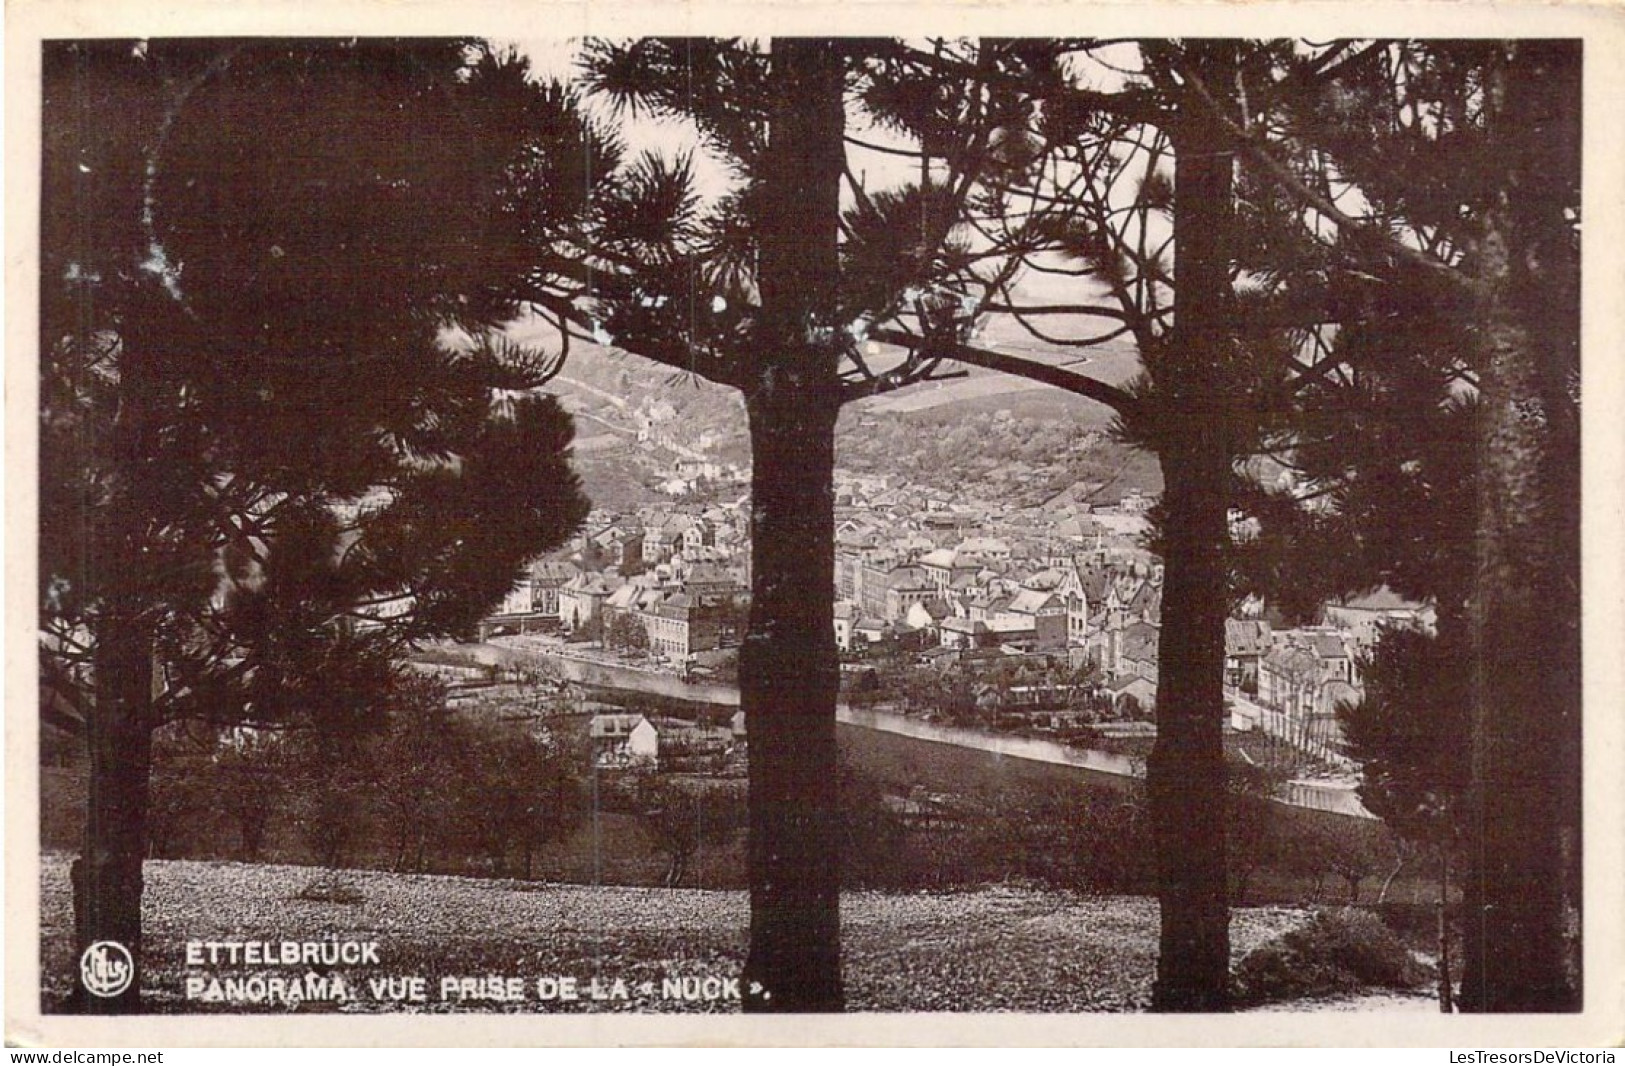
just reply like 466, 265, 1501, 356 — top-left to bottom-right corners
470, 400, 1436, 779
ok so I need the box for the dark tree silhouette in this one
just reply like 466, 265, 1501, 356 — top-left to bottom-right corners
40, 39, 597, 1010
1213, 40, 1581, 1010
1129, 43, 1245, 1009
948, 38, 1577, 1009
566, 37, 999, 1010
733, 40, 848, 1009
1455, 43, 1582, 1013
524, 36, 1576, 1013
1339, 627, 1471, 1009
857, 39, 1283, 1010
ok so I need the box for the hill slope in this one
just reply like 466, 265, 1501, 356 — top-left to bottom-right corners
38, 855, 1429, 1014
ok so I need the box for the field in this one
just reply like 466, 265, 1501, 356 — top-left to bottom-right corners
35, 854, 1433, 1014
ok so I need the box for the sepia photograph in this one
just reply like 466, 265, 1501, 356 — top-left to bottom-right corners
6, 3, 1623, 1048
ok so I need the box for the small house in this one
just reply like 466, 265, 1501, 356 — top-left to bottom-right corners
588, 713, 658, 767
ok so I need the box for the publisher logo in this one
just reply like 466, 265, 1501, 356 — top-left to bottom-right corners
79, 941, 134, 998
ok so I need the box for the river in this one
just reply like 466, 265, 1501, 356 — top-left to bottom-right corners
450, 639, 1373, 819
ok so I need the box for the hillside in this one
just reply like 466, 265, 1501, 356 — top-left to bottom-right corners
836, 399, 1162, 509
503, 312, 1161, 514
36, 855, 1430, 1014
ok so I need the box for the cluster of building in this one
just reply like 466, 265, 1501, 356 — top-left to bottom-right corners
482, 501, 753, 662
823, 479, 1434, 753
1228, 593, 1437, 761
827, 482, 1168, 714
630, 396, 748, 497
481, 466, 1435, 761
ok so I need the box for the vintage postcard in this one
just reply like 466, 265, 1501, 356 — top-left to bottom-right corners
6, 0, 1624, 1049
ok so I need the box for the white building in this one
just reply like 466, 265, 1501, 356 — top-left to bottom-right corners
588, 713, 658, 767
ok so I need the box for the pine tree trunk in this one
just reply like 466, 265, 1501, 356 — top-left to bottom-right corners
1148, 439, 1233, 1012
1458, 41, 1582, 1014
71, 617, 154, 1013
740, 389, 843, 1011
1438, 849, 1455, 1013
739, 38, 846, 1013
1458, 303, 1577, 1011
1146, 47, 1237, 1013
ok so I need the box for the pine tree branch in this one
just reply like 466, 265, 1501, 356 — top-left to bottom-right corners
992, 283, 1141, 349
837, 357, 967, 403
1176, 60, 1475, 296
1273, 41, 1391, 97
843, 134, 926, 160
871, 40, 1170, 130
981, 302, 1130, 320
870, 326, 1137, 415
525, 290, 749, 392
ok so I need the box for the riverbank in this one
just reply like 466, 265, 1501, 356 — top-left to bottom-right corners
452, 638, 1373, 819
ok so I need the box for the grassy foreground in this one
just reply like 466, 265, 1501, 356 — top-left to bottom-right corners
38, 854, 1431, 1013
